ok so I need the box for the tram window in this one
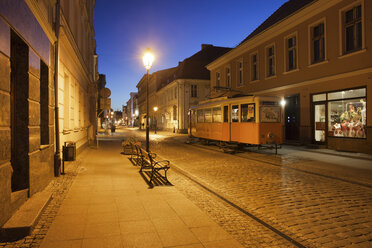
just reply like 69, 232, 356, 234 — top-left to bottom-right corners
241, 104, 255, 122
197, 109, 204, 123
223, 106, 229, 122
204, 108, 212, 122
212, 107, 222, 122
232, 105, 239, 122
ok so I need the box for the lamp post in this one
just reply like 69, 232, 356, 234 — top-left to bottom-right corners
153, 106, 158, 134
142, 48, 154, 152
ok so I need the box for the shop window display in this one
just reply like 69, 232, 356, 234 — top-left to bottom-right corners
329, 99, 366, 138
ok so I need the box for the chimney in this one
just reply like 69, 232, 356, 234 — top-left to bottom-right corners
201, 44, 213, 50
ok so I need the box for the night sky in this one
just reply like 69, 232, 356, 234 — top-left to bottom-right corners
95, 0, 288, 110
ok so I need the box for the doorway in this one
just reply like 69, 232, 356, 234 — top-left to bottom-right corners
10, 30, 29, 192
284, 94, 300, 141
313, 103, 326, 144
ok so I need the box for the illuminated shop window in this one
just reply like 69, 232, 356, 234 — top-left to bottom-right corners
328, 88, 366, 138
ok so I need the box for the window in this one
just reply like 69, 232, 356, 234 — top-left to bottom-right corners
343, 5, 362, 54
261, 106, 281, 123
313, 88, 366, 139
191, 85, 197, 97
311, 23, 325, 63
286, 35, 297, 71
173, 105, 177, 120
238, 61, 243, 86
40, 60, 49, 145
232, 105, 239, 122
251, 53, 258, 81
174, 87, 177, 99
241, 104, 255, 122
204, 108, 212, 123
267, 45, 275, 77
226, 68, 231, 88
223, 105, 229, 122
212, 107, 222, 123
328, 94, 366, 138
216, 72, 220, 87
197, 109, 204, 123
63, 74, 70, 129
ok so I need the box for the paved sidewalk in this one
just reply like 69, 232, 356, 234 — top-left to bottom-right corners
40, 140, 243, 248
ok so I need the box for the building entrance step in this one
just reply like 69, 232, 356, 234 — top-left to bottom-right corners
0, 190, 52, 241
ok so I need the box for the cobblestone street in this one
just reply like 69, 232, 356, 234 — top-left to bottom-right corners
125, 128, 372, 248
1, 128, 371, 248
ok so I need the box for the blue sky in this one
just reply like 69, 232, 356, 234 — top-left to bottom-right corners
95, 0, 288, 110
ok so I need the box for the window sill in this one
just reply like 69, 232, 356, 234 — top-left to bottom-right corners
249, 79, 259, 84
40, 144, 50, 150
307, 60, 329, 68
282, 68, 299, 75
338, 48, 367, 59
62, 129, 72, 134
265, 75, 277, 80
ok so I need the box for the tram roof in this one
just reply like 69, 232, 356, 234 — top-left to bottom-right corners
190, 95, 280, 110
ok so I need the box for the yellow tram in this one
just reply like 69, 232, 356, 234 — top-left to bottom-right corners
189, 95, 283, 147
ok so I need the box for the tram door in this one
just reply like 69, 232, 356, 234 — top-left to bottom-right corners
222, 105, 230, 141
284, 95, 300, 141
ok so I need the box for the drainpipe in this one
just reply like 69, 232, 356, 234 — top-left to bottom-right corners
53, 0, 61, 176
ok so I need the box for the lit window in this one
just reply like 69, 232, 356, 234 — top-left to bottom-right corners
232, 105, 239, 122
241, 104, 255, 122
204, 108, 212, 123
212, 107, 222, 123
328, 88, 366, 139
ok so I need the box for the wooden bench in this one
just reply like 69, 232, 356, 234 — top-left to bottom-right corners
131, 142, 144, 166
139, 147, 170, 184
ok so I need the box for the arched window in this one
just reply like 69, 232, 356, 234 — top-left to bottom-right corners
173, 105, 177, 120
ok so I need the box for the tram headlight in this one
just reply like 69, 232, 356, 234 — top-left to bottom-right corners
266, 132, 275, 143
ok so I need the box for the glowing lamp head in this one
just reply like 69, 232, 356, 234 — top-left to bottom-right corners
153, 106, 158, 112
280, 99, 286, 107
142, 48, 154, 70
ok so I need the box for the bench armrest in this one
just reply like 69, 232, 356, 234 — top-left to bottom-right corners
149, 152, 157, 159
154, 160, 170, 168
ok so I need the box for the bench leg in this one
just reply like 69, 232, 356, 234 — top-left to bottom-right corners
149, 168, 155, 183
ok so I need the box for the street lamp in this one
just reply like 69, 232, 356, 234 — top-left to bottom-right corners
143, 48, 154, 152
153, 106, 158, 134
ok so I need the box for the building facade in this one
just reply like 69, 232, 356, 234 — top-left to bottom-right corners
127, 92, 138, 127
207, 0, 371, 154
156, 78, 210, 133
58, 0, 98, 151
0, 0, 97, 228
137, 67, 177, 130
136, 45, 231, 133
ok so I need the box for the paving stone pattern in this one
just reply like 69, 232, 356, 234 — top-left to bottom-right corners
169, 171, 296, 248
147, 135, 372, 248
0, 159, 81, 248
